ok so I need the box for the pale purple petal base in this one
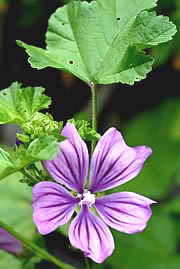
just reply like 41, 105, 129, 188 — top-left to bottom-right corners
69, 205, 114, 263
32, 182, 79, 235
95, 192, 156, 234
89, 128, 152, 193
0, 228, 23, 254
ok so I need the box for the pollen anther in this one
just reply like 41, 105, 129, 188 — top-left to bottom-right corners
78, 189, 95, 207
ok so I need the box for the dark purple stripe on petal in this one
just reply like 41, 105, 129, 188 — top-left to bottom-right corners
60, 149, 77, 182
43, 123, 89, 193
95, 192, 156, 234
69, 139, 82, 177
32, 181, 78, 234
68, 205, 114, 263
89, 126, 152, 192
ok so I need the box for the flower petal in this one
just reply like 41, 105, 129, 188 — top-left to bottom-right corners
95, 192, 156, 234
69, 205, 114, 263
32, 181, 79, 235
43, 122, 89, 193
89, 128, 152, 192
0, 228, 23, 254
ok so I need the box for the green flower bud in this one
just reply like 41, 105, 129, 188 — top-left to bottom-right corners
44, 121, 60, 133
22, 123, 34, 134
16, 133, 30, 143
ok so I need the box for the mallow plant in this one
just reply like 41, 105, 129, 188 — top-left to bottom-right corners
0, 0, 176, 268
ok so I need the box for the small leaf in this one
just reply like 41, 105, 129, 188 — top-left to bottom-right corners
0, 148, 16, 179
25, 134, 61, 161
17, 0, 176, 85
15, 134, 65, 171
0, 82, 51, 125
0, 134, 65, 180
68, 119, 101, 141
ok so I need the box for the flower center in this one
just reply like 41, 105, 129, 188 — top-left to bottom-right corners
78, 189, 95, 207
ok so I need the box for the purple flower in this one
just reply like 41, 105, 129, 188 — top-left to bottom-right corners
0, 227, 23, 255
32, 123, 156, 263
15, 138, 23, 147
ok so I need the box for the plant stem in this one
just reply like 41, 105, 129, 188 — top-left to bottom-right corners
21, 168, 39, 184
90, 82, 97, 156
0, 220, 75, 269
32, 163, 41, 175
84, 256, 91, 269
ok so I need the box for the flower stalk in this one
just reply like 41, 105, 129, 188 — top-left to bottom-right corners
90, 82, 97, 155
20, 168, 39, 184
0, 220, 75, 269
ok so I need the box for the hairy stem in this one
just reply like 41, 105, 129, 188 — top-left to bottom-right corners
32, 163, 41, 175
21, 168, 39, 184
90, 83, 97, 156
0, 220, 75, 269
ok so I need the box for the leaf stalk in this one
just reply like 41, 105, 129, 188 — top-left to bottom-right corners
90, 82, 97, 156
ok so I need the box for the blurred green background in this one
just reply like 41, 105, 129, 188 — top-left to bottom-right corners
0, 0, 180, 268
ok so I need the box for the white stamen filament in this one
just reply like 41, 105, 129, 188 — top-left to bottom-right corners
78, 189, 95, 207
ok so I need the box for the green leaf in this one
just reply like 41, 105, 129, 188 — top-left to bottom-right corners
0, 174, 41, 269
0, 252, 42, 269
0, 134, 65, 180
0, 148, 15, 179
0, 252, 22, 269
130, 11, 177, 48
0, 173, 34, 236
25, 134, 61, 161
68, 119, 101, 141
16, 134, 64, 172
106, 214, 180, 269
17, 0, 176, 85
0, 253, 45, 269
108, 98, 180, 199
0, 82, 51, 125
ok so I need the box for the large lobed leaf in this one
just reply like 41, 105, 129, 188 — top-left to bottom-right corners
17, 0, 176, 85
0, 82, 51, 125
